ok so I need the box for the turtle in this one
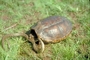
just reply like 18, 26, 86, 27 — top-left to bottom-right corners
28, 15, 72, 52
1, 16, 72, 53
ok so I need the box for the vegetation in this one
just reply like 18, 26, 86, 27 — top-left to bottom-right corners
0, 0, 90, 60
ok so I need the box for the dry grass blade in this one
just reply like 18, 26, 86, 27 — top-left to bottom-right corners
4, 23, 17, 31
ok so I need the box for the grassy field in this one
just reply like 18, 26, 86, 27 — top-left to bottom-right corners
0, 0, 90, 60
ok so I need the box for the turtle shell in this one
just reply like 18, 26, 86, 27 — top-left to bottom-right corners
31, 16, 72, 43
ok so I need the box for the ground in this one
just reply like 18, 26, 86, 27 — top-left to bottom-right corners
0, 0, 90, 60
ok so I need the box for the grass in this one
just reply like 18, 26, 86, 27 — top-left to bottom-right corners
0, 0, 90, 60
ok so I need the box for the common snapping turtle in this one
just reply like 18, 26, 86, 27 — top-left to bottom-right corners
1, 16, 72, 53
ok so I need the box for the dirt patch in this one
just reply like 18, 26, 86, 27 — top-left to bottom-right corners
69, 12, 78, 21
1, 14, 10, 21
42, 56, 51, 60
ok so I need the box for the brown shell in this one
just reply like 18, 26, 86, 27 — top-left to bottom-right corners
31, 16, 72, 43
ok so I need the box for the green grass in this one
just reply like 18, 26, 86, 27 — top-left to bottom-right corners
0, 0, 90, 60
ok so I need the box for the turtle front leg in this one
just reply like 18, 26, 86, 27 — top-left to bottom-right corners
28, 34, 45, 53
